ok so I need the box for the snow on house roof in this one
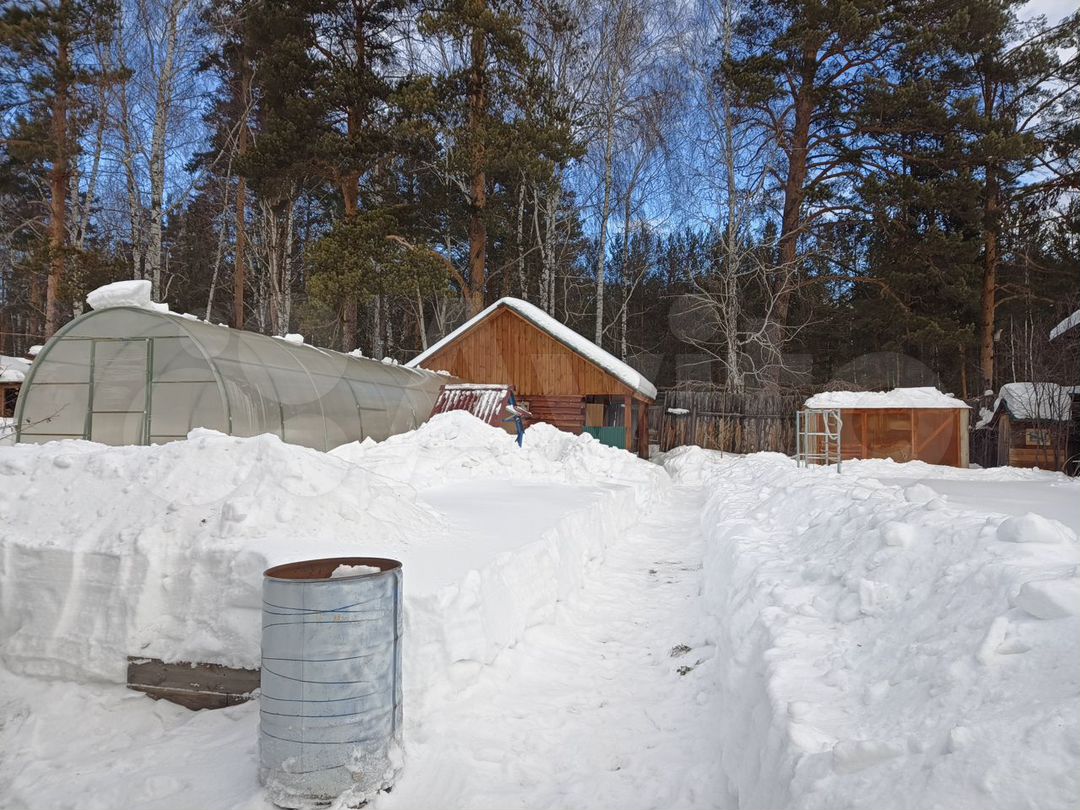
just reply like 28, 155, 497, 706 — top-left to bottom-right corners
0, 355, 30, 383
804, 386, 969, 410
1049, 308, 1080, 340
406, 297, 658, 400
989, 382, 1073, 423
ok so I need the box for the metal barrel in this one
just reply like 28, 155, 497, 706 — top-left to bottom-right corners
259, 557, 403, 809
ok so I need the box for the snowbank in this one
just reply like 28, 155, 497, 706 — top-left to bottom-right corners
804, 386, 967, 410
666, 451, 1080, 810
0, 413, 666, 694
331, 411, 662, 507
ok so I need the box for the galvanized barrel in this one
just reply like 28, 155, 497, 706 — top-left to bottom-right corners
259, 557, 403, 808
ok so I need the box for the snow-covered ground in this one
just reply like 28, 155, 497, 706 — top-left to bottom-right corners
664, 447, 1079, 810
0, 421, 1077, 810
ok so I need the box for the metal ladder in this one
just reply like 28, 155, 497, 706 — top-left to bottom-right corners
796, 409, 843, 471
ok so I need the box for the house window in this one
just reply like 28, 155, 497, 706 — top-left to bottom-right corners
1025, 428, 1052, 446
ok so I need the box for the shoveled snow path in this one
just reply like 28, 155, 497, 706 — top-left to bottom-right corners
379, 484, 733, 810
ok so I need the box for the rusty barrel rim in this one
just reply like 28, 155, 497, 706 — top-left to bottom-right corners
263, 556, 402, 582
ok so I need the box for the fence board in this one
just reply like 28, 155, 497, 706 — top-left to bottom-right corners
657, 390, 799, 455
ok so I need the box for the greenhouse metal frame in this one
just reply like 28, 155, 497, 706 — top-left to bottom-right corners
15, 307, 448, 450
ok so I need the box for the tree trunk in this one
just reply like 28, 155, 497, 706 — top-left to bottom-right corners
764, 72, 814, 383
371, 294, 383, 359
415, 282, 428, 350
147, 0, 184, 301
546, 181, 558, 312
72, 70, 107, 252
118, 74, 145, 281
594, 114, 614, 344
980, 167, 1001, 393
233, 53, 251, 329
45, 20, 71, 339
465, 18, 487, 316
261, 195, 295, 336
620, 182, 632, 360
338, 11, 367, 351
515, 177, 526, 299
721, 0, 743, 393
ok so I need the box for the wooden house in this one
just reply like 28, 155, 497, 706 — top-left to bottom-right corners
406, 298, 657, 457
1, 354, 30, 419
979, 382, 1072, 471
802, 387, 970, 467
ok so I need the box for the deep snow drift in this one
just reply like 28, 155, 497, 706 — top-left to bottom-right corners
0, 420, 1077, 810
662, 447, 1080, 810
0, 413, 665, 683
0, 413, 668, 809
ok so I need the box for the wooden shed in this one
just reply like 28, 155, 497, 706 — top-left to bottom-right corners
979, 382, 1072, 471
406, 298, 657, 457
803, 387, 970, 467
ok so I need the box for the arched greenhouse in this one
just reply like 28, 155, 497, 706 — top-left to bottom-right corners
14, 307, 449, 450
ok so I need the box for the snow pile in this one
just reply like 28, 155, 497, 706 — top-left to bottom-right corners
332, 410, 665, 509
666, 451, 1080, 810
0, 413, 665, 689
406, 297, 658, 400
805, 386, 967, 410
86, 279, 153, 311
0, 430, 432, 681
1, 354, 30, 382
993, 382, 1073, 422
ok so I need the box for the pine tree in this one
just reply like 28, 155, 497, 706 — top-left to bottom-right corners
726, 0, 892, 382
0, 0, 118, 337
418, 0, 543, 315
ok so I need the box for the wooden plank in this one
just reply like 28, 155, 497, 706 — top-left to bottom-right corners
127, 656, 259, 711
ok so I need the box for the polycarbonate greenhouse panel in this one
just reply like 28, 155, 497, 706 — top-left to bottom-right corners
15, 307, 451, 450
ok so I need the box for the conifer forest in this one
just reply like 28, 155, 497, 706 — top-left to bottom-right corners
2, 0, 1078, 394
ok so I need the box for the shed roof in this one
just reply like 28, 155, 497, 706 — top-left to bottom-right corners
804, 387, 968, 410
1050, 308, 1080, 340
431, 384, 513, 426
979, 382, 1073, 426
407, 297, 658, 400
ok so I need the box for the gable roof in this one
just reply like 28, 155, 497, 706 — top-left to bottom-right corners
406, 297, 658, 400
982, 382, 1073, 425
1050, 308, 1080, 340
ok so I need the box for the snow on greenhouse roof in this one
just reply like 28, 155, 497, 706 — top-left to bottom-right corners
991, 382, 1073, 422
804, 387, 968, 410
1050, 308, 1080, 340
87, 279, 157, 311
406, 297, 658, 400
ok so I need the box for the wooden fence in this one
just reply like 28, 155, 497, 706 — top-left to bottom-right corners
654, 390, 800, 455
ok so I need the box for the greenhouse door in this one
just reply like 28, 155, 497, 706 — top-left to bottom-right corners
87, 338, 152, 445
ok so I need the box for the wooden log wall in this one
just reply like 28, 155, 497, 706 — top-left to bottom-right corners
657, 390, 799, 455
